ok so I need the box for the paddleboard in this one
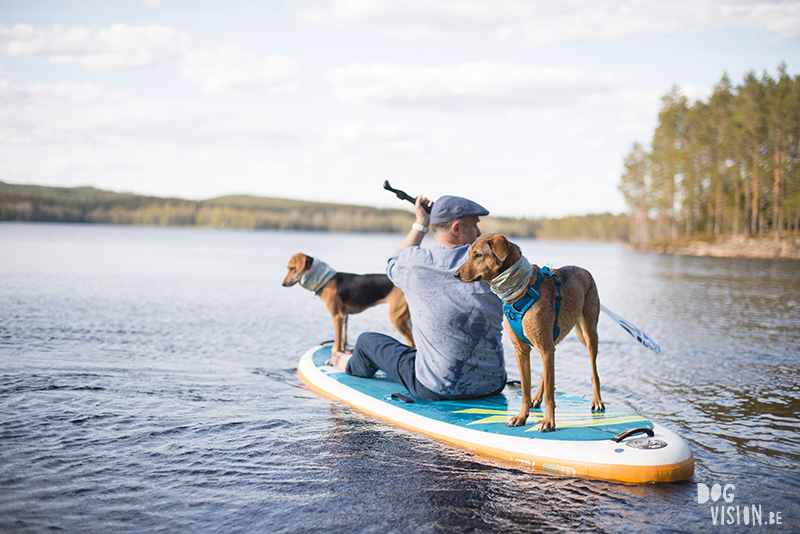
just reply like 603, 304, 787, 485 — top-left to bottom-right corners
297, 344, 694, 484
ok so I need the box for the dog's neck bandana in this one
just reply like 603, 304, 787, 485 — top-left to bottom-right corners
490, 259, 563, 344
299, 258, 337, 294
490, 256, 534, 303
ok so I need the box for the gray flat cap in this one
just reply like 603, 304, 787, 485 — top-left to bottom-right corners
430, 195, 489, 224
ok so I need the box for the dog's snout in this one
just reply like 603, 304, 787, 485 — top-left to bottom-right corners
454, 270, 461, 280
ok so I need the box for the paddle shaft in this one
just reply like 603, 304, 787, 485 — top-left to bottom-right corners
383, 180, 431, 213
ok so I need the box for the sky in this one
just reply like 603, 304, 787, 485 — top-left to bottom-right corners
0, 1, 798, 218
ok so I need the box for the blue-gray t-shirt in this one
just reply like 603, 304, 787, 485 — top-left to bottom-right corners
387, 244, 505, 398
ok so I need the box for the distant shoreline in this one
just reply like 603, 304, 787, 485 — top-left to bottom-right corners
0, 180, 627, 241
5, 180, 798, 259
5, 219, 798, 261
633, 235, 800, 260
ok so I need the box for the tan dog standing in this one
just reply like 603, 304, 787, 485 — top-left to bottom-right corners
455, 234, 602, 432
283, 253, 415, 354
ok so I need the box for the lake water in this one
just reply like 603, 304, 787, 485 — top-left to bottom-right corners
1, 222, 798, 533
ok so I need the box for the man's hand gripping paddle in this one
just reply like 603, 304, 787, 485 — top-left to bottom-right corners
383, 180, 431, 213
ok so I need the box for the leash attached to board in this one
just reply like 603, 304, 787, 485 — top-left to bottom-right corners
600, 304, 662, 353
383, 181, 432, 213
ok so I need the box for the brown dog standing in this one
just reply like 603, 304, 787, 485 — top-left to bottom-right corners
455, 234, 602, 432
283, 253, 415, 354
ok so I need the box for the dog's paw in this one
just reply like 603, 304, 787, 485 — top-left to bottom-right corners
591, 400, 605, 412
538, 420, 556, 432
531, 399, 542, 409
506, 415, 528, 427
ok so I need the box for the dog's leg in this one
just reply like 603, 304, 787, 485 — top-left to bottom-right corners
509, 344, 533, 427
393, 310, 415, 348
318, 283, 348, 353
531, 371, 545, 409
342, 314, 348, 352
506, 322, 533, 427
534, 341, 557, 432
577, 300, 604, 412
387, 289, 415, 348
332, 312, 347, 353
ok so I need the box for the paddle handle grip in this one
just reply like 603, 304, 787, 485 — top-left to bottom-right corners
383, 180, 431, 213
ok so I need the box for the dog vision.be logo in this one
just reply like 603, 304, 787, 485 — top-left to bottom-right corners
697, 483, 784, 526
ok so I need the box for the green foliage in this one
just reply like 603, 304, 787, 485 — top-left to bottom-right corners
619, 64, 800, 243
535, 213, 629, 242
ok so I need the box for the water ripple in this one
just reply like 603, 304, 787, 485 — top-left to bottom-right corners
1, 225, 798, 533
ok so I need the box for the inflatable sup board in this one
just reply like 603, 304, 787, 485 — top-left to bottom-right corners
298, 344, 694, 484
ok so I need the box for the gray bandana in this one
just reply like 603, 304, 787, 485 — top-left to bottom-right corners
489, 256, 533, 303
299, 258, 337, 293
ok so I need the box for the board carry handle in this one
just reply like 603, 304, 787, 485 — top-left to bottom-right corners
612, 427, 655, 442
383, 180, 432, 213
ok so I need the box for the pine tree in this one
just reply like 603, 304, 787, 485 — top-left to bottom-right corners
619, 143, 651, 244
735, 72, 768, 236
708, 74, 735, 236
622, 64, 799, 245
651, 88, 688, 241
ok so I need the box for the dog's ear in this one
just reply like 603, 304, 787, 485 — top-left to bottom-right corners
488, 234, 509, 263
303, 254, 314, 271
289, 253, 310, 272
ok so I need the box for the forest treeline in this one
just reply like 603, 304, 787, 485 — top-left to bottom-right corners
620, 64, 800, 245
0, 181, 628, 241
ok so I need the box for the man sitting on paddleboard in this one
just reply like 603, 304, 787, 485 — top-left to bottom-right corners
327, 195, 506, 400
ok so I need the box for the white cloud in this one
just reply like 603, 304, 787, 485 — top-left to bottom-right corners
0, 23, 91, 56
0, 79, 112, 103
180, 43, 310, 97
719, 2, 800, 40
325, 121, 452, 154
0, 79, 307, 146
322, 61, 635, 111
0, 75, 638, 216
292, 0, 508, 40
0, 23, 191, 69
0, 77, 323, 201
0, 23, 308, 97
291, 0, 800, 44
0, 79, 115, 145
571, 89, 663, 134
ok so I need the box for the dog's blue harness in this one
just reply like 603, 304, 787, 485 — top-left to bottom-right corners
503, 266, 562, 344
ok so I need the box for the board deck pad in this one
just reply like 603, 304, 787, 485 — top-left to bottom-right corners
299, 344, 694, 484
311, 345, 649, 441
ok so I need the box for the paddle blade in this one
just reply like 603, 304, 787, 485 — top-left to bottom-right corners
600, 304, 662, 353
